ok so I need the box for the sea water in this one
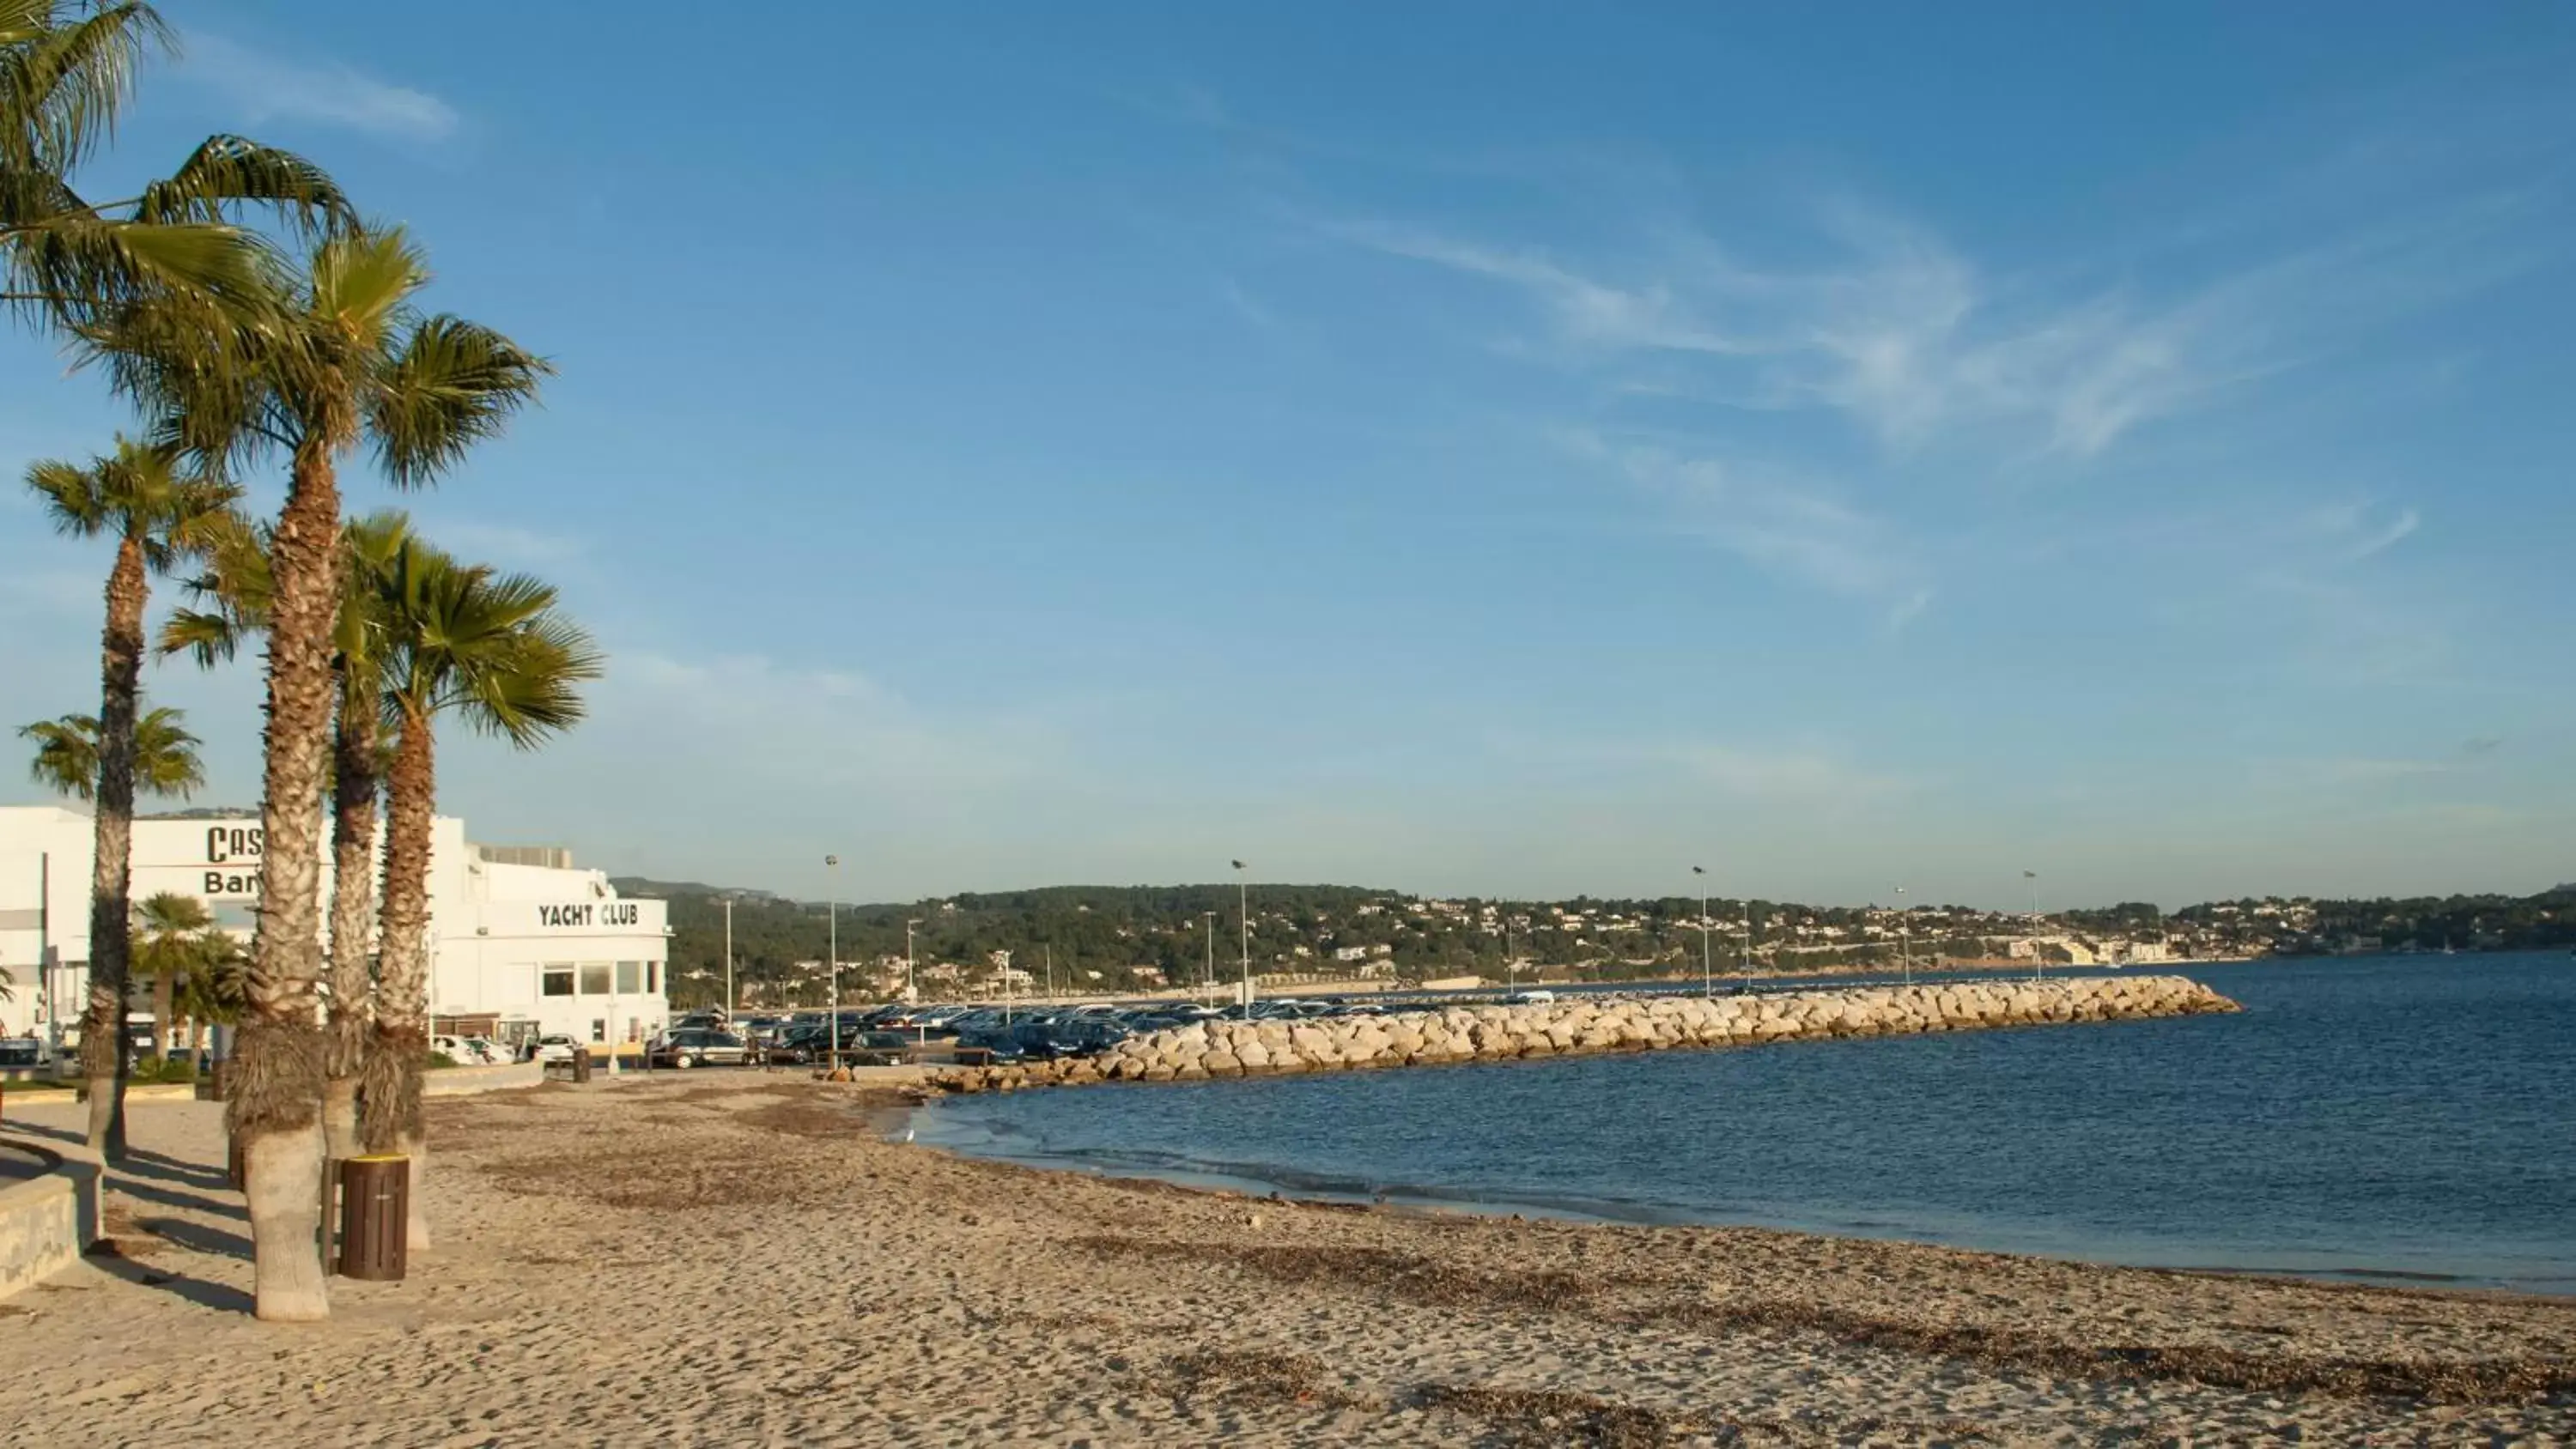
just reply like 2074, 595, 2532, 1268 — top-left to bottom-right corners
913, 954, 2576, 1292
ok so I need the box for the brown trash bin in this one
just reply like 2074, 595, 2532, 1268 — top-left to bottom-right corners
336, 1155, 410, 1281
571, 1047, 592, 1083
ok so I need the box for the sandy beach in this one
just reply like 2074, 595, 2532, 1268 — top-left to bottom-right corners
1, 1076, 2570, 1446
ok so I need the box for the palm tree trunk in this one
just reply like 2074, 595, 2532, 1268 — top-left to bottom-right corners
364, 706, 434, 1252
80, 537, 147, 1160
150, 969, 173, 1066
230, 441, 342, 1323
324, 692, 381, 1163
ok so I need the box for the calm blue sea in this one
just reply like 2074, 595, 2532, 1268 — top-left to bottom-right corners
912, 954, 2576, 1293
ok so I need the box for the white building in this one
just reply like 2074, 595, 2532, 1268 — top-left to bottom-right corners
0, 804, 670, 1054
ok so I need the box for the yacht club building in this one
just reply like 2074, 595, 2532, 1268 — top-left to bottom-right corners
0, 804, 671, 1053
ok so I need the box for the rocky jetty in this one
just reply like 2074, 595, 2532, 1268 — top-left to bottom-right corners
921, 973, 2239, 1094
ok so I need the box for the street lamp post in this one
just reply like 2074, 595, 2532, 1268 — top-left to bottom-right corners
906, 918, 924, 1042
1895, 885, 1911, 985
825, 855, 841, 1070
1202, 911, 1216, 1004
721, 894, 735, 1021
1692, 866, 1710, 999
1741, 900, 1753, 988
2025, 870, 2042, 978
1232, 860, 1250, 1020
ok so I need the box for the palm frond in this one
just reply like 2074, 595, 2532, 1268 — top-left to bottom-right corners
6, 207, 271, 329
131, 704, 205, 797
0, 3, 169, 177
21, 700, 203, 801
374, 541, 600, 753
367, 313, 550, 488
24, 433, 240, 569
307, 225, 427, 349
131, 135, 355, 235
159, 604, 244, 667
23, 452, 108, 535
20, 710, 100, 800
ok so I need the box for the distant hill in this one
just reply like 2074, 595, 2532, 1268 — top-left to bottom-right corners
611, 876, 790, 905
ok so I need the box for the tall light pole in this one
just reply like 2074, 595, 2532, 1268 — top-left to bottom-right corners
1895, 885, 1911, 985
825, 855, 841, 1070
1232, 859, 1250, 1019
1741, 900, 1753, 988
1692, 866, 1710, 999
905, 918, 925, 1044
721, 894, 736, 1020
2025, 870, 2042, 979
1202, 910, 1217, 1004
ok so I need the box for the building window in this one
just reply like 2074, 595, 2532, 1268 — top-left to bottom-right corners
541, 966, 574, 997
579, 962, 611, 995
615, 961, 641, 994
590, 1019, 605, 1042
647, 961, 659, 994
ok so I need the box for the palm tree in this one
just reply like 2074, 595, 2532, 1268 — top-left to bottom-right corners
21, 703, 204, 799
368, 539, 598, 1251
4, 3, 352, 334
131, 890, 213, 1068
173, 929, 247, 1064
162, 508, 410, 1160
25, 437, 234, 1156
93, 228, 545, 1321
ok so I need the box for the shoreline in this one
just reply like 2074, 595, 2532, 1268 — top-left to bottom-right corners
900, 1097, 2576, 1301
3, 1078, 2571, 1444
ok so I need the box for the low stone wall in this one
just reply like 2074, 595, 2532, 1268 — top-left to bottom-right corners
422, 1061, 545, 1096
924, 973, 2238, 1094
0, 1136, 101, 1304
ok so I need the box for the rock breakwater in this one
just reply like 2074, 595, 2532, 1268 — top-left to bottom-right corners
922, 973, 2239, 1094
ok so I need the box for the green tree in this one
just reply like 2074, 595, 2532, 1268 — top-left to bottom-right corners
130, 890, 213, 1068
161, 507, 410, 1160
24, 434, 233, 1157
90, 227, 546, 1322
367, 538, 598, 1252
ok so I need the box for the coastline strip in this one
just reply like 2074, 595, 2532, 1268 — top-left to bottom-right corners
922, 972, 2240, 1094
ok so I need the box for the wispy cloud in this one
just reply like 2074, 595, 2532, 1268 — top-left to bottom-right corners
1323, 190, 2536, 461
1557, 427, 1931, 625
2324, 503, 2421, 561
183, 33, 459, 142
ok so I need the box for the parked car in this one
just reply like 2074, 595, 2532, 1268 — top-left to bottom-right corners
839, 1030, 916, 1066
527, 1034, 582, 1064
647, 1029, 748, 1069
0, 1037, 47, 1069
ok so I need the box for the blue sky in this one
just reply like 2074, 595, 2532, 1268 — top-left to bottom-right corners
6, 2, 2574, 909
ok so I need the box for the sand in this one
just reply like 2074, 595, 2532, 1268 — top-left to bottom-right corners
1, 1076, 2569, 1446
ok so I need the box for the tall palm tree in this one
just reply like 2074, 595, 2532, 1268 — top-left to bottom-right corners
26, 437, 234, 1156
21, 702, 203, 799
93, 227, 546, 1321
3, 3, 351, 334
368, 540, 598, 1251
131, 890, 213, 1067
162, 508, 410, 1160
